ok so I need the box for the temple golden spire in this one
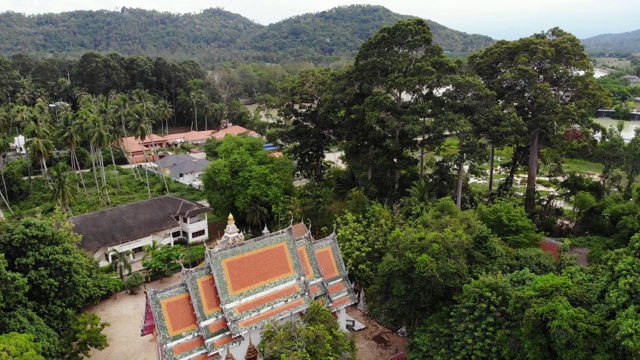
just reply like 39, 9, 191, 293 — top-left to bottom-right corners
228, 213, 235, 225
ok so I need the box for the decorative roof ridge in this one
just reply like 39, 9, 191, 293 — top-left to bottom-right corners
164, 332, 199, 349
312, 232, 338, 245
214, 226, 294, 254
222, 279, 301, 309
147, 282, 188, 297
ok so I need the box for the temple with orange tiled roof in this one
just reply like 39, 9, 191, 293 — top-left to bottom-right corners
142, 217, 357, 360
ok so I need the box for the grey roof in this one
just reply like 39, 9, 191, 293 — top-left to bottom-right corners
71, 195, 211, 251
156, 155, 209, 179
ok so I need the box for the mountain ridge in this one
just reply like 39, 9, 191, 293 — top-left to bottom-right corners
0, 5, 494, 66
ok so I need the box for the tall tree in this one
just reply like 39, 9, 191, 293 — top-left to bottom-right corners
109, 249, 133, 282
49, 163, 78, 214
343, 18, 456, 198
469, 28, 611, 213
278, 68, 336, 181
435, 74, 496, 208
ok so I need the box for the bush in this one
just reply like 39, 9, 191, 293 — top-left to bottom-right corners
124, 272, 145, 294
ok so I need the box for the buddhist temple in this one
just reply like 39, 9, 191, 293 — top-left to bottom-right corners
141, 220, 357, 360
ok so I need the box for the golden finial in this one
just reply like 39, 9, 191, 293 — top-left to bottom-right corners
227, 213, 235, 225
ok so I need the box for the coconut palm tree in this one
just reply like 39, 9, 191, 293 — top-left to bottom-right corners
24, 103, 54, 181
142, 240, 164, 262
189, 91, 202, 131
110, 249, 133, 282
156, 99, 173, 136
11, 104, 34, 186
49, 162, 78, 214
130, 90, 169, 195
97, 94, 121, 189
111, 92, 141, 179
54, 104, 88, 196
0, 137, 13, 215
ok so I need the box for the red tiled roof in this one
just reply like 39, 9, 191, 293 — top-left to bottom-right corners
197, 275, 221, 315
222, 242, 294, 296
310, 284, 321, 295
234, 284, 300, 314
316, 247, 340, 279
173, 336, 204, 356
327, 282, 345, 294
208, 318, 229, 335
291, 222, 308, 239
297, 246, 314, 279
329, 296, 352, 311
238, 298, 307, 329
539, 240, 560, 261
161, 293, 198, 337
211, 125, 259, 140
214, 334, 237, 348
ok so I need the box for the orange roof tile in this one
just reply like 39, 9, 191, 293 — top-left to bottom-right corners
310, 284, 321, 295
222, 242, 294, 296
214, 334, 236, 348
239, 298, 307, 329
197, 275, 221, 315
316, 248, 340, 279
329, 296, 352, 311
211, 126, 259, 140
208, 318, 229, 335
161, 293, 198, 337
173, 336, 204, 356
234, 284, 300, 314
291, 223, 308, 239
327, 282, 345, 294
297, 246, 314, 279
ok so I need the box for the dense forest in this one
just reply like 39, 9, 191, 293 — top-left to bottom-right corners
582, 29, 640, 55
0, 5, 495, 66
2, 12, 640, 359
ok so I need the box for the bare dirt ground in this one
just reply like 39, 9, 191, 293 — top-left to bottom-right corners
347, 307, 409, 360
86, 274, 183, 360
86, 273, 408, 360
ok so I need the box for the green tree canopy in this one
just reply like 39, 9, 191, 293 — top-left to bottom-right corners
469, 27, 611, 213
202, 135, 295, 226
258, 302, 356, 360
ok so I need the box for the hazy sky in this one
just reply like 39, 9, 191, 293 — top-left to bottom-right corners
3, 0, 638, 40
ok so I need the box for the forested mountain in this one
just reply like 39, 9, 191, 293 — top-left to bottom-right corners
582, 29, 640, 55
0, 5, 494, 66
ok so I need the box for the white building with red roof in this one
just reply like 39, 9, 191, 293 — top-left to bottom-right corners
142, 216, 357, 360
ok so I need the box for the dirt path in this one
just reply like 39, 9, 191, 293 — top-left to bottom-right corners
347, 307, 409, 360
86, 273, 183, 360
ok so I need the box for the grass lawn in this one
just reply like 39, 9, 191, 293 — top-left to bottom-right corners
8, 165, 204, 219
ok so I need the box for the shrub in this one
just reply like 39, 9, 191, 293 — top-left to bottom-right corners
124, 272, 145, 295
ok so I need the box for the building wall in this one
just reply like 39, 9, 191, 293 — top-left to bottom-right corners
180, 214, 209, 243
91, 227, 183, 266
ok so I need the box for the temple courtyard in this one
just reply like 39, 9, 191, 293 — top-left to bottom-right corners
86, 273, 407, 360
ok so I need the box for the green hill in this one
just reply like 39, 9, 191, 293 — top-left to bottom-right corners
582, 29, 640, 55
0, 5, 495, 66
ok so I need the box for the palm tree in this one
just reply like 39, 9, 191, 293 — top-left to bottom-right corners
54, 104, 88, 196
24, 120, 54, 180
110, 248, 133, 282
246, 198, 269, 229
97, 94, 121, 189
189, 91, 201, 131
11, 104, 34, 186
49, 162, 78, 214
78, 94, 113, 204
0, 137, 13, 215
111, 92, 141, 180
131, 90, 169, 195
142, 240, 164, 262
156, 99, 173, 136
